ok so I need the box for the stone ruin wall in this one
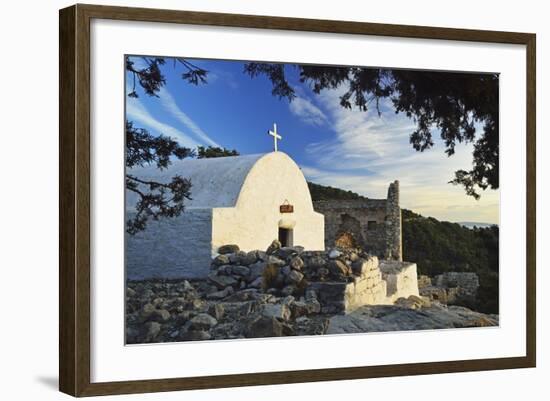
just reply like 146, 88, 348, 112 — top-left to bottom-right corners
386, 181, 402, 261
313, 180, 402, 261
209, 243, 421, 314
418, 272, 480, 305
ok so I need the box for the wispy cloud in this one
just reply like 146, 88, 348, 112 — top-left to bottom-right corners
126, 98, 199, 149
306, 89, 413, 170
158, 88, 220, 147
289, 95, 328, 126
301, 89, 499, 224
207, 69, 239, 89
302, 161, 499, 224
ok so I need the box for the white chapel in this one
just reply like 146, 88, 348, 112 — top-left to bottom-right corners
126, 151, 325, 279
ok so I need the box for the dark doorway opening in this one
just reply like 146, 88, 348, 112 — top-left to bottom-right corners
278, 227, 293, 247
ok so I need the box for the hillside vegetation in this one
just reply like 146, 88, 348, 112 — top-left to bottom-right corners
402, 209, 498, 313
307, 182, 366, 201
308, 182, 499, 314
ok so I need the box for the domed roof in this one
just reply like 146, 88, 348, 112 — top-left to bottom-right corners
126, 152, 307, 209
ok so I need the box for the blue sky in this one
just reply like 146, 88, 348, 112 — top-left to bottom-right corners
125, 56, 499, 224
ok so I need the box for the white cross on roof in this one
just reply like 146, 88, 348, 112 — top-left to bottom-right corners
268, 123, 282, 152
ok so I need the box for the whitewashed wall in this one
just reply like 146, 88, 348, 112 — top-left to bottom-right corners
126, 152, 324, 279
126, 209, 213, 279
212, 152, 325, 252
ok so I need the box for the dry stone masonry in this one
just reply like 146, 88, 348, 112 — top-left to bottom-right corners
379, 260, 420, 302
313, 180, 402, 261
308, 253, 388, 313
126, 241, 496, 343
207, 240, 419, 314
123, 145, 496, 343
418, 272, 480, 305
126, 152, 325, 280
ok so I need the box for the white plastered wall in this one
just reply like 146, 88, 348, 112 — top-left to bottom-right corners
125, 209, 213, 279
212, 152, 325, 252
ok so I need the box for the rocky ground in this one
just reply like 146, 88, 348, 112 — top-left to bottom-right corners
125, 279, 328, 343
126, 279, 498, 343
126, 241, 498, 344
328, 303, 499, 334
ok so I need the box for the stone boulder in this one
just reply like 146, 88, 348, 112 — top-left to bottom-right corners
143, 321, 161, 342
208, 273, 239, 289
246, 316, 284, 338
217, 244, 240, 254
289, 256, 304, 271
189, 313, 218, 330
327, 304, 498, 334
266, 239, 282, 255
260, 303, 291, 321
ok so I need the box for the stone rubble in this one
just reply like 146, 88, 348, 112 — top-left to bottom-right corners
126, 241, 497, 344
418, 272, 480, 305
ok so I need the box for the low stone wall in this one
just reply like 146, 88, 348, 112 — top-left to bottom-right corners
419, 286, 460, 304
379, 260, 420, 303
309, 257, 388, 314
207, 241, 419, 315
433, 272, 479, 295
419, 272, 480, 305
417, 275, 432, 289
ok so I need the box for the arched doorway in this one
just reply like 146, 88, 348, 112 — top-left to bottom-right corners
278, 218, 295, 247
335, 231, 357, 249
334, 213, 365, 248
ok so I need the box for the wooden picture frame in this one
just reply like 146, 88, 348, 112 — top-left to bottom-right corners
59, 3, 536, 397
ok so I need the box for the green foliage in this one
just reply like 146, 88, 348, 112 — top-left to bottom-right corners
243, 63, 295, 100
402, 209, 499, 313
197, 146, 239, 159
126, 121, 193, 169
402, 209, 499, 275
125, 56, 208, 234
244, 64, 499, 198
308, 183, 499, 314
307, 182, 366, 201
126, 55, 499, 198
126, 56, 207, 98
125, 121, 194, 234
